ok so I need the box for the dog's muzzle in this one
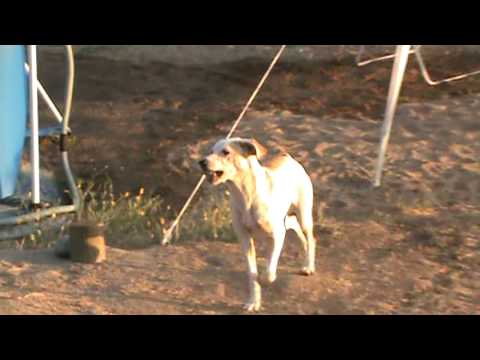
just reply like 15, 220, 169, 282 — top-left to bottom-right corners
198, 159, 224, 183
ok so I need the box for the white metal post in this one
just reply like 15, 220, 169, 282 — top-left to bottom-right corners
357, 45, 416, 67
25, 63, 63, 123
374, 45, 411, 187
27, 45, 41, 205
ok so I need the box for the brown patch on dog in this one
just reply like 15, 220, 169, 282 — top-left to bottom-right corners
250, 139, 269, 159
229, 138, 273, 159
246, 138, 291, 170
230, 140, 257, 158
261, 153, 290, 170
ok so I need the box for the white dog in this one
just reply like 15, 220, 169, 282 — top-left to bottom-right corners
199, 138, 316, 312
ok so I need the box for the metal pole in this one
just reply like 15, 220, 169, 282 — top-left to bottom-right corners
414, 45, 480, 86
357, 45, 416, 67
24, 63, 63, 124
27, 45, 41, 205
374, 45, 411, 187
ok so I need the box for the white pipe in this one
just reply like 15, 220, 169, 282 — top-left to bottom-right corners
27, 45, 41, 205
358, 45, 480, 86
414, 45, 480, 86
374, 45, 411, 187
24, 63, 63, 123
357, 45, 416, 67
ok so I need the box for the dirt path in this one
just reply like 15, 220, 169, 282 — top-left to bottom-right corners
0, 212, 477, 315
1, 46, 479, 314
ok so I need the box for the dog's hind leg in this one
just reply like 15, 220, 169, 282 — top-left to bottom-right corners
297, 185, 316, 276
285, 215, 308, 252
298, 214, 316, 276
266, 224, 286, 284
285, 215, 310, 270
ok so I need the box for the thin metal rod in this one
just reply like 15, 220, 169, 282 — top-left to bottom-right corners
161, 45, 287, 245
24, 63, 64, 124
161, 175, 206, 245
356, 45, 416, 67
357, 45, 480, 86
226, 45, 287, 139
374, 45, 411, 187
27, 45, 41, 205
414, 45, 480, 85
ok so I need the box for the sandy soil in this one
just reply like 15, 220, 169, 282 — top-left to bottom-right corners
0, 45, 479, 314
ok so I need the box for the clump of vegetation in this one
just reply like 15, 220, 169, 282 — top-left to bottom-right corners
2, 177, 336, 251
175, 189, 237, 244
1, 177, 238, 250
78, 178, 236, 249
80, 179, 167, 249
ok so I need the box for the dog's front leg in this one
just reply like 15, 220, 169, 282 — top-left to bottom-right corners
233, 211, 261, 312
240, 235, 261, 312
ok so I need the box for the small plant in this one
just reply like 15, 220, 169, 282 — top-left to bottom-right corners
79, 178, 236, 249
175, 189, 236, 244
79, 178, 169, 249
2, 177, 239, 250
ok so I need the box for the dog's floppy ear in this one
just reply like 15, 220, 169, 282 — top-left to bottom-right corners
249, 138, 268, 159
236, 140, 258, 158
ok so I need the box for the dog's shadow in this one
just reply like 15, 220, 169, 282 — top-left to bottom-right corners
212, 267, 312, 314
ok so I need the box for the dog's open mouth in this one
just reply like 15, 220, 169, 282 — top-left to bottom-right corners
205, 170, 224, 183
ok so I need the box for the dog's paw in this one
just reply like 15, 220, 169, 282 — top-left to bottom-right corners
264, 271, 277, 284
299, 267, 315, 276
243, 301, 261, 312
258, 273, 276, 286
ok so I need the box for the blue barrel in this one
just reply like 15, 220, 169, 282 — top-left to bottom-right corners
0, 45, 28, 199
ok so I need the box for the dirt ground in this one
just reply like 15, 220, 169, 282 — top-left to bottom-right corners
0, 45, 479, 314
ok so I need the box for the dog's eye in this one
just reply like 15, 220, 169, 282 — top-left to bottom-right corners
222, 150, 230, 156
